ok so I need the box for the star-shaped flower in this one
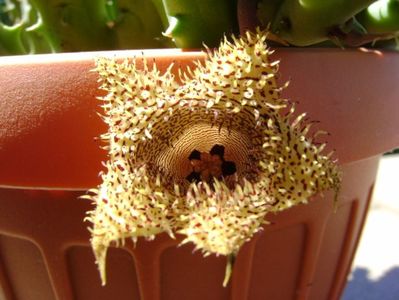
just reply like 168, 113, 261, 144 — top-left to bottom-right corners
85, 30, 341, 286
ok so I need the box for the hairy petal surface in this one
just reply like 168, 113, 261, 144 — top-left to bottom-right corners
85, 30, 341, 285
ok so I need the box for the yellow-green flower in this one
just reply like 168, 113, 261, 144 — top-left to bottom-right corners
85, 30, 341, 286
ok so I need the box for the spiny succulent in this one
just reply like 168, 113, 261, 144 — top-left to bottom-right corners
85, 29, 341, 286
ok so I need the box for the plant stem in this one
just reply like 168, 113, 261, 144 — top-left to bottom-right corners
357, 0, 399, 34
27, 0, 115, 52
257, 0, 284, 27
267, 0, 379, 45
0, 24, 26, 54
110, 0, 172, 49
162, 0, 239, 48
0, 0, 33, 54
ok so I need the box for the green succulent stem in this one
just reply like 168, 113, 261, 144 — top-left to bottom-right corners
151, 0, 170, 30
27, 0, 114, 52
0, 0, 11, 25
258, 0, 378, 46
0, 0, 33, 54
2, 0, 399, 54
0, 24, 26, 54
256, 0, 284, 28
162, 0, 239, 48
357, 0, 399, 34
109, 0, 172, 49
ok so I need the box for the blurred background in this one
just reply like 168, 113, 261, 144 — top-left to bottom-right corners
343, 153, 399, 300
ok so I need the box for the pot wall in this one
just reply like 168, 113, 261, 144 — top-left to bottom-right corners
0, 156, 379, 300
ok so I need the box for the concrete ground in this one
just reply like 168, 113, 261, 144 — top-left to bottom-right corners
342, 154, 399, 300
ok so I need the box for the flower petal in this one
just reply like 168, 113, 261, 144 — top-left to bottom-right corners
86, 29, 341, 286
178, 180, 271, 256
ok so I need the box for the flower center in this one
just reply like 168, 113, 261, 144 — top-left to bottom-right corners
153, 123, 258, 188
186, 144, 237, 184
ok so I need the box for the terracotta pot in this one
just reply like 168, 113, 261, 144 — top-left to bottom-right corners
0, 49, 398, 300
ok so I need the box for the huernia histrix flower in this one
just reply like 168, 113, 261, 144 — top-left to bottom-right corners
85, 30, 341, 286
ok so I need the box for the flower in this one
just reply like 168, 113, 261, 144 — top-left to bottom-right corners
85, 30, 341, 286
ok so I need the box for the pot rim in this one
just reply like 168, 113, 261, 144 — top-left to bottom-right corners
1, 48, 398, 189
1, 46, 398, 65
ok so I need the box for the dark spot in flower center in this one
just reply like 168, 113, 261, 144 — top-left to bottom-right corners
186, 144, 237, 184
